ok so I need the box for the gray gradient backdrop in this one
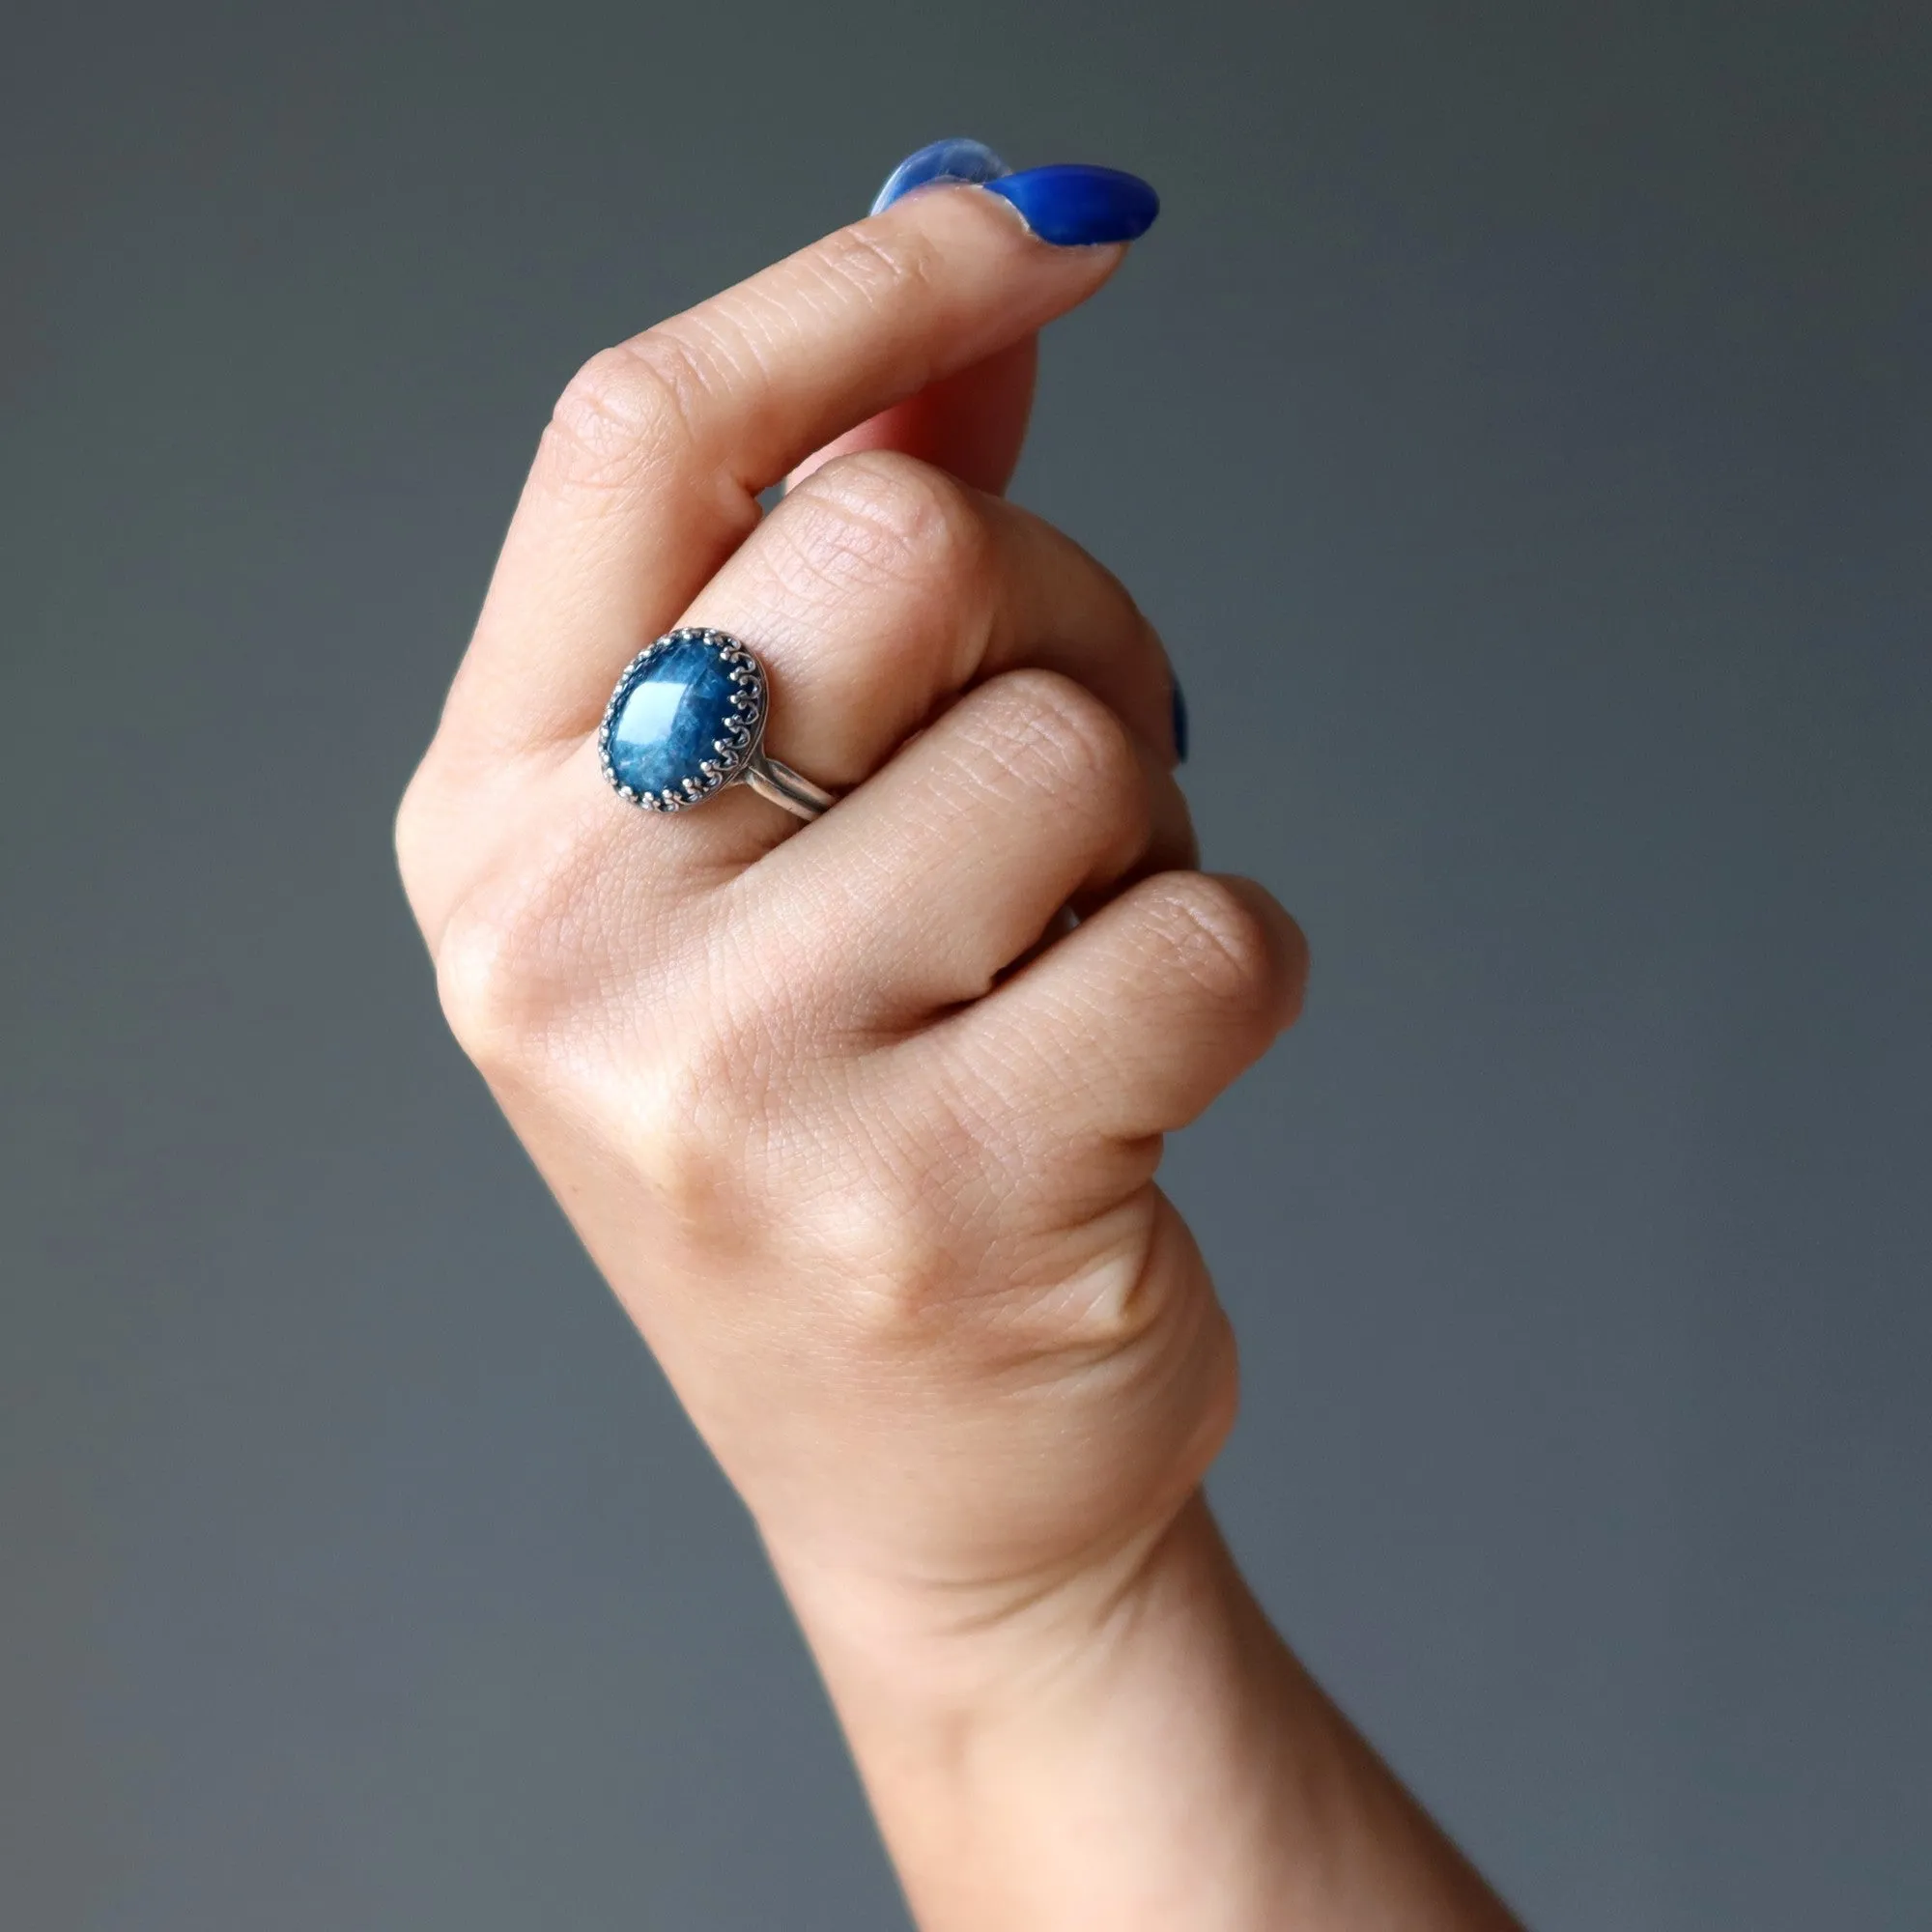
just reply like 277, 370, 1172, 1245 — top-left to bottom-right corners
5, 3, 1928, 1926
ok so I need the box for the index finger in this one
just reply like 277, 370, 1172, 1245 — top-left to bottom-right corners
440, 184, 1148, 762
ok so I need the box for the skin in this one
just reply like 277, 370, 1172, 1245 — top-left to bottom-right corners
398, 184, 1522, 1929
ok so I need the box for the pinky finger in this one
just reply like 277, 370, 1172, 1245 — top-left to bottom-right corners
924, 871, 1310, 1154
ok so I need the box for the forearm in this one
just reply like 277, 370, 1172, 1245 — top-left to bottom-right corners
779, 1494, 1520, 1931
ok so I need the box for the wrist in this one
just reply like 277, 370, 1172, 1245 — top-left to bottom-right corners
767, 1486, 1215, 1728
771, 1495, 1293, 1928
771, 1496, 1519, 1932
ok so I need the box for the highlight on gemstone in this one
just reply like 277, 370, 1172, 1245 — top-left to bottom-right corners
598, 630, 764, 810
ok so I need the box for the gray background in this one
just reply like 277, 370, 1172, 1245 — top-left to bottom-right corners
4, 1, 1927, 1925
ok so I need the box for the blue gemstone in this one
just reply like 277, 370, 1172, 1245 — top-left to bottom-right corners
604, 634, 757, 804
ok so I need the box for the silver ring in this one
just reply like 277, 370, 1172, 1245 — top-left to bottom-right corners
596, 629, 838, 822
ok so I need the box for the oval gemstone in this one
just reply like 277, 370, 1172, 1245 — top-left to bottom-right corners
605, 635, 755, 803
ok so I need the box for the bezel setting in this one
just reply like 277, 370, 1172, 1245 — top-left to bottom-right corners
596, 627, 767, 811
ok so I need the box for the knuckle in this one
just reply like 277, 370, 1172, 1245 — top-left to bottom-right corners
1138, 873, 1296, 1016
968, 670, 1143, 812
825, 1203, 959, 1340
433, 899, 556, 1073
781, 451, 987, 604
433, 883, 756, 1222
785, 1096, 985, 1341
618, 1031, 755, 1223
392, 762, 444, 918
426, 833, 606, 1074
541, 330, 708, 493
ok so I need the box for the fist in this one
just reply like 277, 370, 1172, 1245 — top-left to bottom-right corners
397, 186, 1307, 1634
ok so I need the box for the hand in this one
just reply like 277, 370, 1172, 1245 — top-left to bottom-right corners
399, 178, 1301, 1617
398, 168, 1514, 1931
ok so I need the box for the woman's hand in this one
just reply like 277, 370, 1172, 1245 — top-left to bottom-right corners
399, 177, 1300, 1622
398, 169, 1515, 1930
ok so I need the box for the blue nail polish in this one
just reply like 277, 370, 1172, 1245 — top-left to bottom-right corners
872, 137, 1010, 213
1171, 679, 1189, 763
982, 165, 1159, 246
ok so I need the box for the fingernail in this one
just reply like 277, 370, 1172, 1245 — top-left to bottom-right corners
981, 164, 1159, 246
871, 137, 1010, 213
1171, 678, 1189, 763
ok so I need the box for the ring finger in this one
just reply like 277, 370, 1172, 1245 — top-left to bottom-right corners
645, 446, 1178, 868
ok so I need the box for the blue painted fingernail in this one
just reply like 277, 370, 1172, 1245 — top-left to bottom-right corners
872, 137, 1010, 213
1171, 678, 1189, 763
982, 165, 1159, 246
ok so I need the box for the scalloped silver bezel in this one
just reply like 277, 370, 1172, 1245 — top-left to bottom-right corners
595, 628, 767, 812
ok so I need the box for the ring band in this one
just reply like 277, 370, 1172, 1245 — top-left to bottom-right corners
597, 629, 837, 822
738, 751, 837, 819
